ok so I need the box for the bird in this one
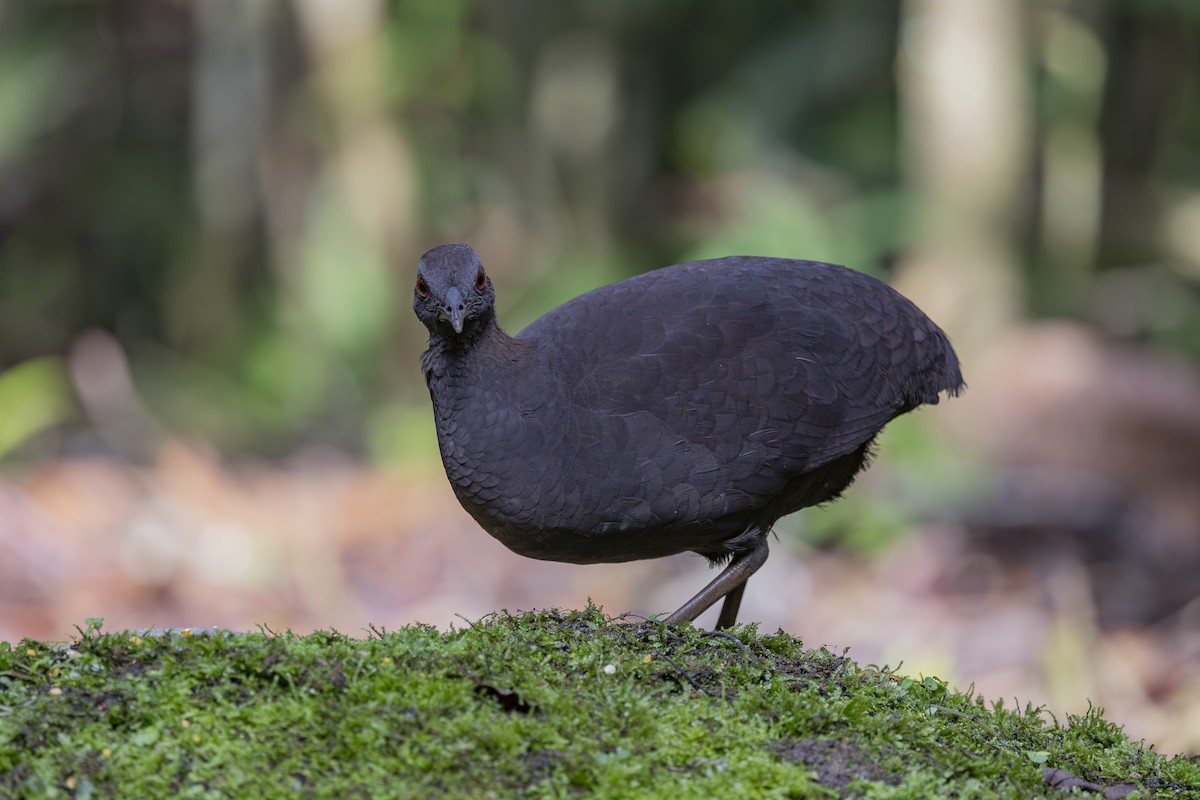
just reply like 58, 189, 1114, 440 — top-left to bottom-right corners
413, 243, 964, 628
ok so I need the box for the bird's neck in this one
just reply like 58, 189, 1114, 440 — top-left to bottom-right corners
421, 314, 529, 521
421, 314, 519, 385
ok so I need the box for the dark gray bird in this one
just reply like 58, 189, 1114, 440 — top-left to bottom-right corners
414, 243, 963, 628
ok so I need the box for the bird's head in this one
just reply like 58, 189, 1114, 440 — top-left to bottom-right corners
413, 243, 496, 337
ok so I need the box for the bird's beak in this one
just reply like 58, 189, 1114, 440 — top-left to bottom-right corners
442, 286, 466, 334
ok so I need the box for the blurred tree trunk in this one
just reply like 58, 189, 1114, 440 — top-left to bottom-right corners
896, 0, 1030, 355
1096, 6, 1193, 270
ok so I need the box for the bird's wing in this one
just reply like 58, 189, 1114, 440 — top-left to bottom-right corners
515, 257, 960, 513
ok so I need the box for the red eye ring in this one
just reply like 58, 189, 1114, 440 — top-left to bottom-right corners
415, 277, 430, 298
475, 271, 487, 291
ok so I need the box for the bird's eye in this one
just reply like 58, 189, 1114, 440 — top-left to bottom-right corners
415, 277, 430, 298
475, 271, 487, 291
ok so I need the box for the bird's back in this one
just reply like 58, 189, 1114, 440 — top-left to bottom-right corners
440, 256, 962, 564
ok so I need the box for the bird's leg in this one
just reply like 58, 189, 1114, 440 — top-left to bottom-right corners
714, 582, 747, 630
664, 536, 769, 629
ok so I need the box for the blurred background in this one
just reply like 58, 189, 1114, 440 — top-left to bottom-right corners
2, 0, 1199, 754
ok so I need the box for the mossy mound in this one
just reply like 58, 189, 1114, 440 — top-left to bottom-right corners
2, 607, 1197, 798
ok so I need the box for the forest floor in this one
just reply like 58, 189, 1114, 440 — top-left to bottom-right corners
2, 442, 1199, 760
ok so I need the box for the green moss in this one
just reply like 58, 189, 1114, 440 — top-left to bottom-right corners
1, 607, 1196, 799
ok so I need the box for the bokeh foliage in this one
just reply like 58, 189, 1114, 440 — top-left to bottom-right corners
0, 0, 1198, 463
